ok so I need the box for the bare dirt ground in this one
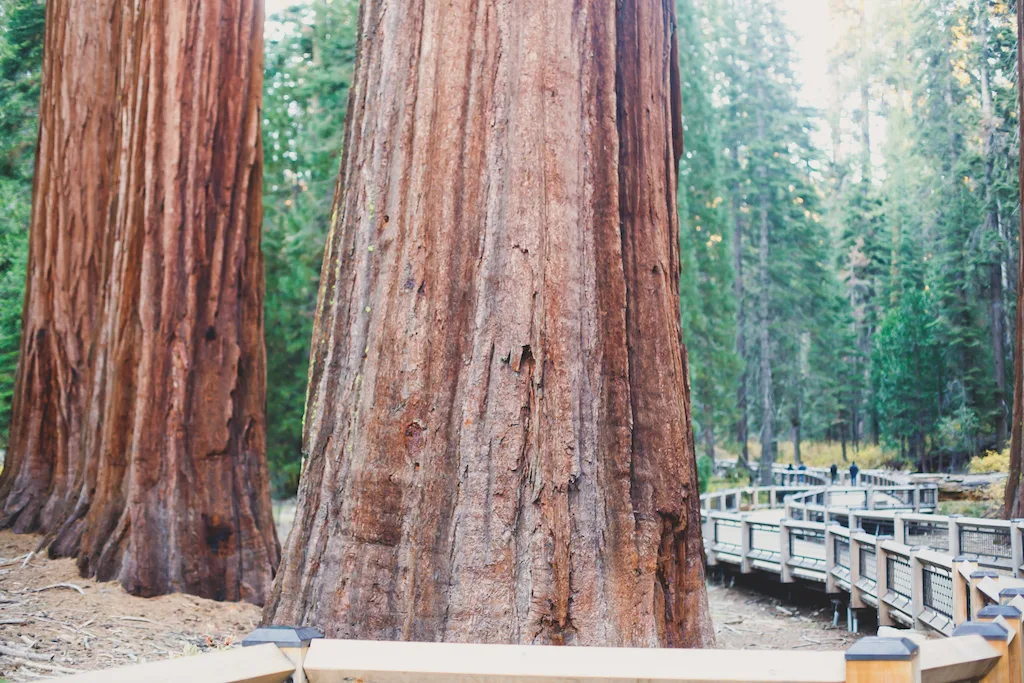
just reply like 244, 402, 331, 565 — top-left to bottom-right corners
1, 529, 857, 681
0, 531, 261, 681
707, 576, 861, 650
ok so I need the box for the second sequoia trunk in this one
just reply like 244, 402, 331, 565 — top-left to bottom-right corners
48, 0, 279, 603
265, 0, 713, 646
0, 0, 119, 535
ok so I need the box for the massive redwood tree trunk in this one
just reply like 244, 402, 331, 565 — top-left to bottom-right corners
1006, 0, 1024, 518
44, 0, 279, 603
265, 0, 713, 646
0, 0, 120, 534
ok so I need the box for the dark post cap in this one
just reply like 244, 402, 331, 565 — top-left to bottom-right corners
999, 587, 1024, 599
1010, 519, 1024, 524
845, 637, 920, 661
970, 570, 999, 579
852, 527, 866, 534
953, 554, 979, 563
876, 535, 895, 542
952, 621, 1010, 641
242, 626, 325, 648
977, 604, 1023, 619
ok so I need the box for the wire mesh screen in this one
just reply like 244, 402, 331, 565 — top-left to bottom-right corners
959, 524, 1012, 559
860, 545, 877, 580
859, 518, 895, 538
875, 488, 914, 508
905, 520, 949, 551
834, 536, 851, 569
750, 524, 781, 555
922, 565, 954, 620
886, 556, 913, 600
790, 528, 826, 561
714, 520, 742, 548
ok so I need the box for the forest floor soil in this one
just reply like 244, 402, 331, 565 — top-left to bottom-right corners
2, 529, 860, 681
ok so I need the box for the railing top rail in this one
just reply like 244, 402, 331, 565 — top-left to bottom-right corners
302, 638, 849, 683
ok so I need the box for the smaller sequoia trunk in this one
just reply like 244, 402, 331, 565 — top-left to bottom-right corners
0, 0, 119, 535
49, 0, 279, 603
266, 0, 713, 647
1006, 0, 1024, 518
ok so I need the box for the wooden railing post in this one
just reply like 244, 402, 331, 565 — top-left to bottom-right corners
850, 528, 868, 610
909, 547, 925, 631
877, 536, 895, 627
866, 487, 876, 511
825, 522, 840, 594
703, 513, 718, 567
912, 487, 920, 513
1001, 587, 1024, 606
740, 514, 753, 574
242, 626, 324, 683
977, 605, 1023, 683
953, 555, 980, 624
952, 622, 1012, 683
972, 570, 1000, 613
845, 637, 921, 683
1011, 520, 1024, 579
894, 514, 906, 545
780, 520, 794, 584
948, 515, 964, 558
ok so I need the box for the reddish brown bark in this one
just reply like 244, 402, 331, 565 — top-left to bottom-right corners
44, 0, 279, 603
265, 0, 713, 646
1005, 0, 1024, 518
0, 0, 120, 535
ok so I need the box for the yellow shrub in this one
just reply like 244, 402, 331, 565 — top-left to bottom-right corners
746, 441, 892, 470
968, 449, 1010, 474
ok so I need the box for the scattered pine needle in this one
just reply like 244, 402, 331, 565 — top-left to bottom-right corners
119, 616, 156, 624
27, 582, 85, 596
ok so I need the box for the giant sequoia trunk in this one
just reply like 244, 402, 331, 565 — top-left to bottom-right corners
1005, 0, 1024, 518
45, 0, 279, 603
265, 0, 714, 647
0, 0, 119, 534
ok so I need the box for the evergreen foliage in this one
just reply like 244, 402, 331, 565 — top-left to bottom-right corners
0, 0, 43, 448
262, 0, 358, 495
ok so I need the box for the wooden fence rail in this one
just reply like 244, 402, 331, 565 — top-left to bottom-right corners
51, 627, 1019, 682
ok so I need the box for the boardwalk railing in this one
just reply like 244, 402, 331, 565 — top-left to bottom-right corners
52, 625, 1024, 682
702, 463, 1024, 638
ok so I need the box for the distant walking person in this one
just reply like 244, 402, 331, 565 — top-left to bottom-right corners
849, 461, 860, 485
830, 463, 838, 485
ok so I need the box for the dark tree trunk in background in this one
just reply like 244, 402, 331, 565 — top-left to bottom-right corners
978, 0, 1008, 448
732, 149, 749, 468
0, 0, 119, 534
755, 80, 775, 486
1005, 0, 1024, 518
48, 0, 279, 603
265, 0, 713, 647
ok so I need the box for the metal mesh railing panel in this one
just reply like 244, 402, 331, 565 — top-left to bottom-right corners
959, 524, 1012, 559
886, 556, 913, 600
714, 520, 742, 547
834, 536, 851, 569
790, 528, 826, 561
749, 524, 780, 555
860, 545, 877, 580
859, 518, 895, 538
905, 520, 949, 551
922, 565, 954, 620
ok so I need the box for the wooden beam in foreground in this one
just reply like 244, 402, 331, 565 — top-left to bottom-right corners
55, 642, 296, 683
919, 635, 1000, 683
302, 639, 846, 683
